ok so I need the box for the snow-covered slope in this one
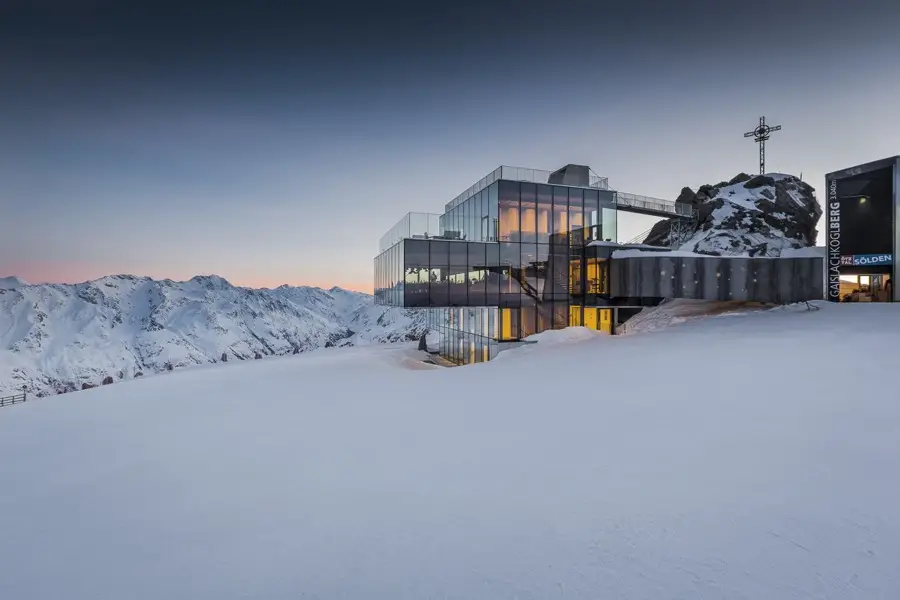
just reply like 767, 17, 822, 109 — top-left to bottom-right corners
646, 173, 822, 256
617, 298, 774, 334
0, 275, 424, 397
1, 302, 898, 599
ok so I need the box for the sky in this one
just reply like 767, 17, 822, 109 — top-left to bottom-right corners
2, 0, 899, 292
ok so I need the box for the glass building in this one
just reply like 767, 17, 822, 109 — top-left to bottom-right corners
375, 164, 681, 364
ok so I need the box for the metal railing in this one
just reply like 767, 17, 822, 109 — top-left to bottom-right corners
445, 165, 611, 212
615, 192, 697, 218
0, 393, 27, 408
624, 227, 655, 245
378, 212, 443, 253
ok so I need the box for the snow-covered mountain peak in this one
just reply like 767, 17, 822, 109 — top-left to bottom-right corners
0, 276, 424, 397
0, 276, 28, 290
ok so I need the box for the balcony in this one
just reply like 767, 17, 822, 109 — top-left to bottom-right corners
444, 166, 610, 212
378, 212, 443, 254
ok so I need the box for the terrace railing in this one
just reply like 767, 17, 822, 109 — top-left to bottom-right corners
615, 192, 697, 218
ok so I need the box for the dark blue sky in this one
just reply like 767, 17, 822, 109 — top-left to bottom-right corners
2, 0, 899, 290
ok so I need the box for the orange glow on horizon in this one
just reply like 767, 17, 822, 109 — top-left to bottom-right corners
4, 261, 374, 295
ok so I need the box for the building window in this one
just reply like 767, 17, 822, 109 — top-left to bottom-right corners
488, 183, 499, 242
537, 184, 552, 244
552, 186, 568, 235
520, 183, 537, 243
584, 189, 600, 242
499, 180, 520, 241
586, 257, 608, 295
568, 188, 584, 233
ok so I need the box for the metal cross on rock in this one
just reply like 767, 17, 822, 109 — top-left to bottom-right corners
743, 116, 782, 175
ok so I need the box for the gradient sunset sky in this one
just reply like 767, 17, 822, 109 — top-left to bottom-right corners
2, 0, 899, 292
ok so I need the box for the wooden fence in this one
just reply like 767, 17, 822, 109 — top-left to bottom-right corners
0, 393, 27, 408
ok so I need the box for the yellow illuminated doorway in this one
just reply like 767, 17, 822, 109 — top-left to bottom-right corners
568, 306, 582, 327
599, 308, 612, 334
582, 307, 612, 333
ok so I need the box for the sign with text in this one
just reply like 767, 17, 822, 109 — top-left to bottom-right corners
851, 253, 892, 266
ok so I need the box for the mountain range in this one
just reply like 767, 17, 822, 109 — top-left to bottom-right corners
0, 275, 425, 397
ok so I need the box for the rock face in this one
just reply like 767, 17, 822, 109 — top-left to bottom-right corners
644, 173, 822, 256
0, 275, 426, 397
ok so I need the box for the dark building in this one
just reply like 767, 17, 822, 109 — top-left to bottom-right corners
824, 156, 899, 302
375, 165, 824, 365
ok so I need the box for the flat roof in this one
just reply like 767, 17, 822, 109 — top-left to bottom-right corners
825, 155, 900, 179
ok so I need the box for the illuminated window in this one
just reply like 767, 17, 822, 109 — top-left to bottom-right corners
499, 181, 520, 241
586, 258, 608, 294
568, 305, 582, 327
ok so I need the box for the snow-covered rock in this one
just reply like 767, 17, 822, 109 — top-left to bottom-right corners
0, 275, 425, 397
645, 173, 822, 257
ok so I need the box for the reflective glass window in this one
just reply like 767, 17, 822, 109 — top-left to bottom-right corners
430, 241, 449, 266
583, 189, 600, 242
398, 242, 405, 304
553, 303, 568, 329
485, 243, 501, 305
449, 241, 467, 266
448, 266, 467, 306
537, 303, 553, 333
602, 206, 617, 243
520, 243, 539, 301
498, 180, 520, 241
463, 198, 471, 241
548, 237, 569, 300
488, 182, 499, 242
537, 185, 552, 244
586, 257, 608, 295
500, 242, 522, 296
388, 245, 394, 295
520, 305, 537, 338
500, 308, 520, 340
520, 183, 537, 243
430, 265, 448, 306
468, 243, 486, 305
404, 266, 429, 307
466, 197, 474, 241
405, 238, 429, 267
552, 186, 568, 235
478, 191, 486, 242
569, 256, 582, 296
569, 188, 584, 233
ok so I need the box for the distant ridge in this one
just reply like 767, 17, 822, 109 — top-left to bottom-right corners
0, 274, 424, 397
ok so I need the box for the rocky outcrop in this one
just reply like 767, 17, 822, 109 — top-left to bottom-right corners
644, 173, 821, 257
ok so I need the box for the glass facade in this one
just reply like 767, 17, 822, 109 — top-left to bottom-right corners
375, 178, 620, 364
378, 212, 442, 253
425, 307, 502, 365
438, 182, 500, 242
